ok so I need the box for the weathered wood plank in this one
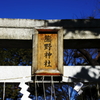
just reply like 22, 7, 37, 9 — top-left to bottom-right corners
32, 28, 63, 75
58, 29, 63, 74
37, 34, 57, 70
63, 66, 100, 82
0, 66, 31, 82
32, 29, 38, 74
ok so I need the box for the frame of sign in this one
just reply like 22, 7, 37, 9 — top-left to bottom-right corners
32, 27, 63, 75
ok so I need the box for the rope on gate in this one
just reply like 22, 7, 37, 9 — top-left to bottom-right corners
51, 76, 56, 100
3, 82, 5, 100
35, 76, 38, 100
42, 76, 46, 100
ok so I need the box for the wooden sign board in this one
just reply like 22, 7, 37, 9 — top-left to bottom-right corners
32, 28, 63, 75
38, 33, 57, 70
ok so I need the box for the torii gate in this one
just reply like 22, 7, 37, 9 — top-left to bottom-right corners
0, 18, 100, 82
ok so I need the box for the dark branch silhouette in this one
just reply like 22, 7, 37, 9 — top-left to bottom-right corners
77, 49, 99, 66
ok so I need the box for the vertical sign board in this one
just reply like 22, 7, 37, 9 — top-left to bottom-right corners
32, 28, 63, 75
38, 33, 57, 70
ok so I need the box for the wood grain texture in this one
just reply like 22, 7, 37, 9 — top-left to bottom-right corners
32, 29, 38, 74
58, 29, 63, 74
37, 34, 57, 70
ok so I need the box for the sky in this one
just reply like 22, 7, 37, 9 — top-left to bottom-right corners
0, 0, 100, 19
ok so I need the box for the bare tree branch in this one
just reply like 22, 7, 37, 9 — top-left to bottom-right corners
77, 49, 99, 67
